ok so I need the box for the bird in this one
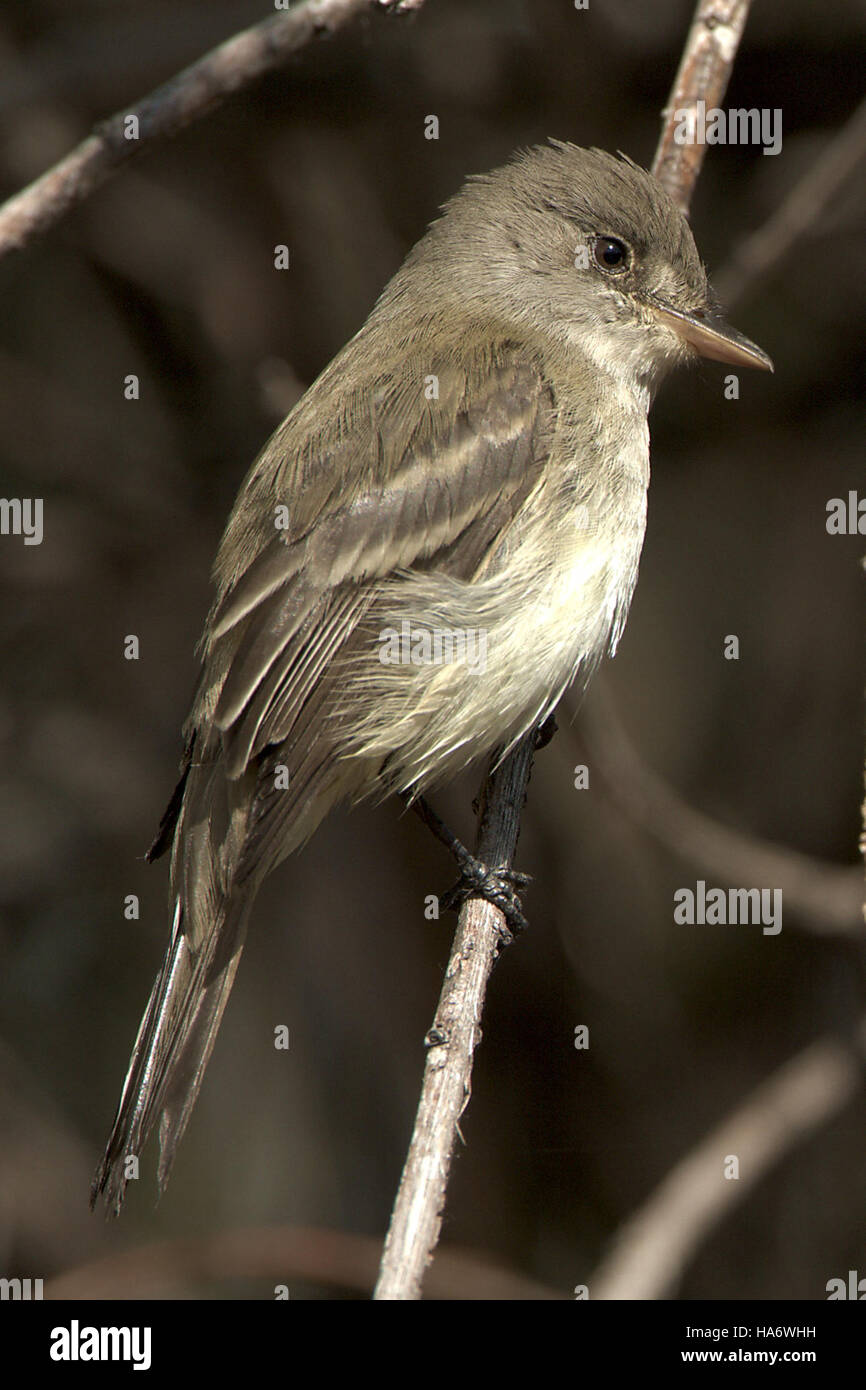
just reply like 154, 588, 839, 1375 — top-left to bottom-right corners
91, 142, 772, 1213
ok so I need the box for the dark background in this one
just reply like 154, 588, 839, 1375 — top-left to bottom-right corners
0, 0, 864, 1299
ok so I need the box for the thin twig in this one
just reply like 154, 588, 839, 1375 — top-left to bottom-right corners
715, 95, 866, 308
374, 738, 537, 1300
652, 0, 753, 214
0, 0, 422, 260
577, 689, 863, 936
374, 0, 760, 1302
589, 1018, 866, 1299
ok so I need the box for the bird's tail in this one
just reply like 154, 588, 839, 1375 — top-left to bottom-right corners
91, 756, 258, 1215
92, 696, 361, 1214
90, 895, 254, 1215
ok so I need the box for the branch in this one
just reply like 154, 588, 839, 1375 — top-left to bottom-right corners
589, 1019, 866, 1299
374, 737, 537, 1300
652, 0, 754, 214
0, 0, 423, 260
577, 689, 863, 936
374, 0, 759, 1302
715, 95, 866, 308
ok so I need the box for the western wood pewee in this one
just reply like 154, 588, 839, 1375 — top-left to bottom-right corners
92, 142, 772, 1212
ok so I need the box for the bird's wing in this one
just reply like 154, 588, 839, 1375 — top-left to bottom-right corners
197, 350, 556, 783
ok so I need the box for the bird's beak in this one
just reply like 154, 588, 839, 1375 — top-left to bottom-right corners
650, 302, 774, 372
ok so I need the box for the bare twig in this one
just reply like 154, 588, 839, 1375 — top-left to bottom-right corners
577, 690, 863, 936
589, 1019, 866, 1299
0, 0, 421, 260
374, 737, 537, 1300
374, 0, 760, 1303
652, 0, 754, 213
715, 95, 866, 308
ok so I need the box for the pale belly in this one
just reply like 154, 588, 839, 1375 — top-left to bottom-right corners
344, 451, 650, 793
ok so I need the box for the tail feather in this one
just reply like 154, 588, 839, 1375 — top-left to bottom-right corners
155, 908, 249, 1192
92, 725, 353, 1214
90, 891, 253, 1214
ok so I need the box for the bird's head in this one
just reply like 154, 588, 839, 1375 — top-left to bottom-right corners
415, 141, 772, 390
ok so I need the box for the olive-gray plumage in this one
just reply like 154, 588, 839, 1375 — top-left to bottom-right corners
92, 143, 771, 1212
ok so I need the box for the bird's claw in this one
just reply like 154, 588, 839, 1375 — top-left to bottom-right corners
442, 856, 531, 940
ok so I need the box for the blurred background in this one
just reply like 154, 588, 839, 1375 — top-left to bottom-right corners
0, 0, 864, 1300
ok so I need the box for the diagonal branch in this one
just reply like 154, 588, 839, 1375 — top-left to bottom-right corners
576, 689, 863, 936
374, 737, 537, 1300
714, 94, 866, 308
0, 0, 423, 260
374, 0, 759, 1302
652, 0, 754, 213
589, 1018, 866, 1300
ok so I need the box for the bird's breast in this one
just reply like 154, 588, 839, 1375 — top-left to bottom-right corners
346, 422, 651, 792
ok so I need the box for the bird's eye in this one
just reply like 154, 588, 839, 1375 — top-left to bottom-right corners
592, 237, 629, 272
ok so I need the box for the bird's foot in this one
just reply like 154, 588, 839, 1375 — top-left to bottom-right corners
441, 855, 531, 942
403, 790, 531, 939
